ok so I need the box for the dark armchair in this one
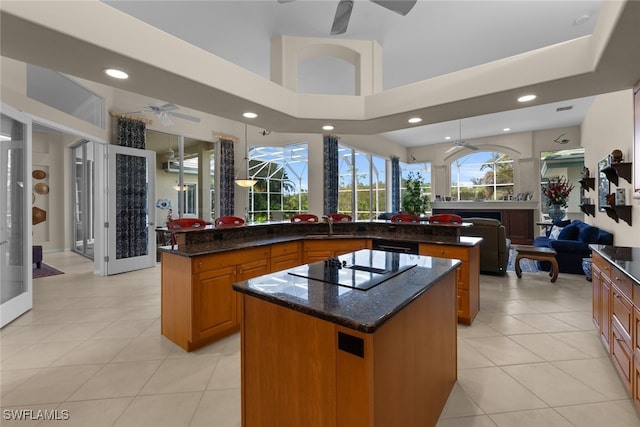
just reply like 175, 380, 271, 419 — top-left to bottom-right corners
459, 217, 511, 274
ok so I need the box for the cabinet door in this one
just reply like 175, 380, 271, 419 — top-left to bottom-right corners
502, 209, 534, 245
592, 263, 602, 329
611, 321, 633, 393
601, 276, 611, 351
194, 266, 237, 342
634, 307, 640, 411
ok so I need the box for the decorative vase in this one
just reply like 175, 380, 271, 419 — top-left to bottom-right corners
547, 204, 565, 221
582, 258, 593, 281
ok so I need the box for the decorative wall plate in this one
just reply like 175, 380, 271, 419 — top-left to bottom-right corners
33, 207, 47, 225
32, 170, 47, 180
35, 183, 49, 195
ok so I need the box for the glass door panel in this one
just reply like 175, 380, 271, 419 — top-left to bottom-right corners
72, 141, 95, 259
1, 106, 32, 327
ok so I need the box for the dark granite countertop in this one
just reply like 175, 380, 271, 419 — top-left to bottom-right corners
590, 245, 640, 285
232, 249, 462, 333
159, 233, 482, 258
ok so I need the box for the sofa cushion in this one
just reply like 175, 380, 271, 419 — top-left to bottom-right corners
578, 225, 600, 243
558, 223, 579, 240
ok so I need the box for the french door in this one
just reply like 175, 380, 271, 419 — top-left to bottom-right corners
0, 105, 32, 327
105, 145, 156, 275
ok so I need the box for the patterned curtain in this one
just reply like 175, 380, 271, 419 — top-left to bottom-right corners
219, 138, 235, 216
391, 156, 400, 212
323, 134, 339, 214
113, 116, 147, 259
115, 117, 145, 149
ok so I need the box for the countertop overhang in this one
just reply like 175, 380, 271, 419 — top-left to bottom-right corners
590, 244, 640, 285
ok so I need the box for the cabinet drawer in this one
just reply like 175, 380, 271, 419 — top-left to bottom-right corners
611, 266, 633, 300
194, 247, 270, 273
611, 322, 633, 393
612, 285, 633, 338
271, 253, 300, 273
418, 244, 469, 261
592, 253, 611, 278
271, 241, 300, 258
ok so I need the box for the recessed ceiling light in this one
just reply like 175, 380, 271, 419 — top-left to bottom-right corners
322, 125, 334, 131
408, 117, 422, 124
243, 112, 258, 119
444, 136, 451, 140
503, 128, 511, 132
104, 68, 128, 79
517, 94, 537, 103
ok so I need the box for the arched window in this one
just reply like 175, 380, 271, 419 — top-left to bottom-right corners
450, 152, 514, 201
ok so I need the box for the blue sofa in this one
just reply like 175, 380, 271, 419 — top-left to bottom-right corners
533, 219, 613, 275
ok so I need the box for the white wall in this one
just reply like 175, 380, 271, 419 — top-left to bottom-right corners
581, 89, 639, 246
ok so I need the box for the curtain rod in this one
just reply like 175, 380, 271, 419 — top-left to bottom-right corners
109, 111, 153, 124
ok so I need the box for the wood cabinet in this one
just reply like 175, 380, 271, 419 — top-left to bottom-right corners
162, 246, 269, 351
592, 251, 640, 408
592, 255, 611, 351
419, 242, 480, 325
239, 267, 457, 427
302, 239, 370, 264
270, 241, 301, 272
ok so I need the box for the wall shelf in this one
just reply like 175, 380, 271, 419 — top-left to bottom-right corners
579, 204, 596, 217
578, 177, 595, 191
602, 162, 632, 186
603, 205, 632, 226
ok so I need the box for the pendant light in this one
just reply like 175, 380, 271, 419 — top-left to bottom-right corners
235, 123, 257, 187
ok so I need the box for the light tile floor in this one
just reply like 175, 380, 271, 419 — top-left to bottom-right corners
1, 252, 639, 426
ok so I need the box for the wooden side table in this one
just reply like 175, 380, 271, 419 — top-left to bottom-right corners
514, 245, 559, 283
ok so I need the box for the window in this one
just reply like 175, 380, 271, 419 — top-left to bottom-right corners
400, 161, 432, 213
181, 183, 197, 216
27, 64, 104, 128
248, 143, 308, 222
338, 145, 386, 219
450, 152, 514, 201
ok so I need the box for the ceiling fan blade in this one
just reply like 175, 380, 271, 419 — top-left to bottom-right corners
158, 103, 179, 111
445, 145, 460, 154
331, 0, 354, 35
369, 0, 416, 15
169, 112, 201, 123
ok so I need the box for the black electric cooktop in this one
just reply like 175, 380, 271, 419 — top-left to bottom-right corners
288, 249, 417, 291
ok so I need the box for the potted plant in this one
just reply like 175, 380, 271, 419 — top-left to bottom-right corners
402, 172, 430, 215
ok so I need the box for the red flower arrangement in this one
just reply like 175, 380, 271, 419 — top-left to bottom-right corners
542, 176, 575, 208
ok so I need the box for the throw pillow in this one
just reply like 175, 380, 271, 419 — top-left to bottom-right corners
549, 225, 563, 240
558, 223, 579, 240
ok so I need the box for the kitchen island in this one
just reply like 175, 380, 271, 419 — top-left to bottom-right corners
160, 221, 481, 351
232, 249, 460, 427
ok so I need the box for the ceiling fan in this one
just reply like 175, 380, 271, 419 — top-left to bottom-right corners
277, 0, 417, 35
445, 121, 479, 153
137, 103, 202, 126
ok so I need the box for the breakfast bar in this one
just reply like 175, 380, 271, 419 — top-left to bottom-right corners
233, 249, 461, 427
